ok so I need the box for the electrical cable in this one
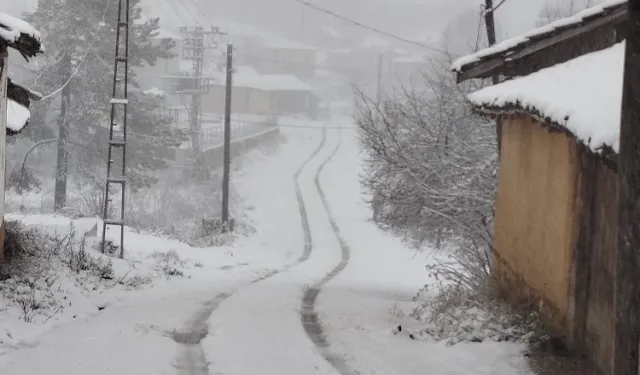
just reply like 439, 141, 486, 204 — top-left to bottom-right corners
294, 0, 446, 52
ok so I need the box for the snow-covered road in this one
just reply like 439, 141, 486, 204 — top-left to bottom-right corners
0, 122, 533, 374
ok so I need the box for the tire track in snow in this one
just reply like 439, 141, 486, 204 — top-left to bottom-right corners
301, 128, 355, 374
171, 127, 329, 375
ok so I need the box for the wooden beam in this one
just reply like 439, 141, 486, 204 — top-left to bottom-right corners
457, 5, 627, 82
613, 0, 640, 374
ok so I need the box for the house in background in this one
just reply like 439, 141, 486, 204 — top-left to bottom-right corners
202, 66, 318, 119
453, 1, 626, 374
243, 38, 318, 79
0, 13, 44, 262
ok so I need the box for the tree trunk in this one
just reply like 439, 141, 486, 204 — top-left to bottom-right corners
54, 51, 72, 211
613, 1, 640, 374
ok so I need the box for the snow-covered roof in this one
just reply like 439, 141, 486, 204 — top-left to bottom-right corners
0, 12, 43, 58
451, 0, 626, 73
363, 35, 392, 49
468, 41, 624, 153
210, 66, 312, 92
144, 87, 167, 97
154, 28, 183, 40
233, 73, 312, 92
263, 36, 316, 51
7, 99, 30, 134
5, 79, 41, 135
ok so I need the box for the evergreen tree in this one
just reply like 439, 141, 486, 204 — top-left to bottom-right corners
25, 0, 186, 201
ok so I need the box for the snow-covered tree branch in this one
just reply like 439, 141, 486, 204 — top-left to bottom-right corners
356, 55, 497, 289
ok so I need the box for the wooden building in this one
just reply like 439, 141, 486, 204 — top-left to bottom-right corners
452, 1, 627, 373
0, 13, 44, 261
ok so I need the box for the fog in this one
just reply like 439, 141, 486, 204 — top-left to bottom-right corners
4, 0, 552, 53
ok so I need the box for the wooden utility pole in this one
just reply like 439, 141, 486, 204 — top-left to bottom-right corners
613, 1, 640, 374
376, 53, 383, 103
483, 0, 498, 84
221, 43, 233, 230
483, 0, 502, 155
54, 51, 72, 211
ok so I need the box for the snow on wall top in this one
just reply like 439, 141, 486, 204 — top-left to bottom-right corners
0, 13, 40, 42
206, 65, 312, 92
0, 12, 43, 58
468, 41, 624, 153
7, 99, 31, 134
451, 0, 626, 72
143, 87, 167, 97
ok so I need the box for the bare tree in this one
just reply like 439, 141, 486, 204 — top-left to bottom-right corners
355, 55, 496, 290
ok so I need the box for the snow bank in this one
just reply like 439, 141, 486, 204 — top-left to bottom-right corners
7, 100, 30, 133
468, 42, 624, 153
451, 0, 626, 72
0, 13, 41, 43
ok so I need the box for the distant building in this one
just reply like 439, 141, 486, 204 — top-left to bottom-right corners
202, 66, 317, 119
240, 38, 318, 80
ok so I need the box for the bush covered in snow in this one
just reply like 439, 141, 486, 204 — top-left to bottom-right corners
355, 54, 554, 347
356, 55, 495, 288
0, 221, 148, 323
410, 282, 544, 346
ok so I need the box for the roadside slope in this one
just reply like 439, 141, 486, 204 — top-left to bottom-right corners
316, 129, 533, 374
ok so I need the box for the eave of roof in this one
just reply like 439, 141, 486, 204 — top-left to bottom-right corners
0, 14, 43, 60
451, 0, 627, 83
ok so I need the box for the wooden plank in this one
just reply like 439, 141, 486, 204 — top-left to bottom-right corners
613, 1, 640, 374
569, 147, 596, 353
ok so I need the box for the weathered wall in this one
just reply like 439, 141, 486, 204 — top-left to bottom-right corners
492, 114, 579, 336
573, 147, 618, 374
0, 54, 7, 263
492, 113, 619, 374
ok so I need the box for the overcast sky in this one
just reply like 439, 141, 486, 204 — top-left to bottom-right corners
4, 0, 567, 54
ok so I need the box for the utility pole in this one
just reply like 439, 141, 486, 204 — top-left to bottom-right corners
376, 53, 383, 103
221, 43, 233, 231
101, 0, 130, 259
613, 1, 640, 374
178, 26, 226, 178
483, 0, 502, 155
54, 51, 72, 211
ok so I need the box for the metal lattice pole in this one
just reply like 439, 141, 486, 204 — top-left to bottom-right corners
101, 0, 130, 258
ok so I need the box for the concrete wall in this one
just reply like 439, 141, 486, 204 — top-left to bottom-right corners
202, 127, 280, 170
492, 114, 579, 336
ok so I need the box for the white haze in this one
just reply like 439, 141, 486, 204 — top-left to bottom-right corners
2, 0, 554, 55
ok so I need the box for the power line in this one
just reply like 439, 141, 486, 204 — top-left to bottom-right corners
171, 0, 202, 26
294, 0, 446, 53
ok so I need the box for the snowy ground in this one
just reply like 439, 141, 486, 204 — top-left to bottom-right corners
0, 119, 535, 374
